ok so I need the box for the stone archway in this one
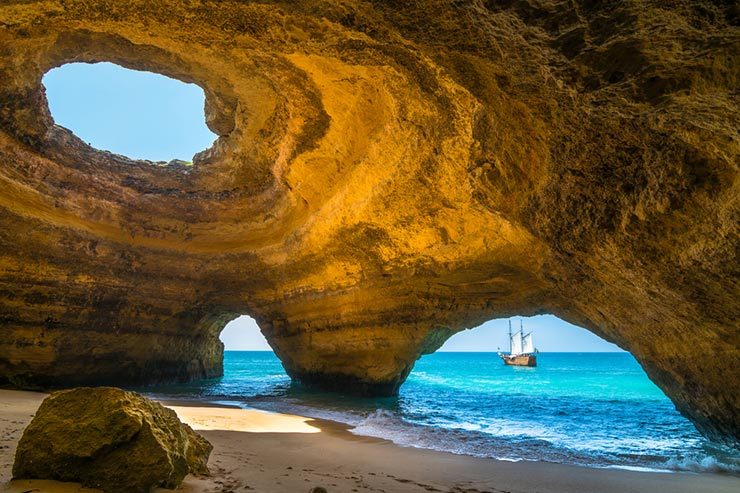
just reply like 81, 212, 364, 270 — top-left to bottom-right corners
0, 1, 737, 447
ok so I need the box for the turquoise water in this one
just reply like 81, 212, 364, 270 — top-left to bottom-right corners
145, 351, 739, 473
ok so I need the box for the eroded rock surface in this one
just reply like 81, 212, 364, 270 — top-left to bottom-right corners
0, 1, 737, 445
12, 387, 212, 493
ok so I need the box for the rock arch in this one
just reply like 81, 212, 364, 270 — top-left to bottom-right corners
0, 1, 737, 446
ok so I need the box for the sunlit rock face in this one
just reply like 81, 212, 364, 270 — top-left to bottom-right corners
0, 1, 737, 445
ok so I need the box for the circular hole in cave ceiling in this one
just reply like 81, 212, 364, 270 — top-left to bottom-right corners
43, 62, 217, 164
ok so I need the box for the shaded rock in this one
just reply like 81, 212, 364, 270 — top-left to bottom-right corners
12, 387, 212, 493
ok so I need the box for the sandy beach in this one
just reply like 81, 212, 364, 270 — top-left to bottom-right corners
0, 389, 737, 493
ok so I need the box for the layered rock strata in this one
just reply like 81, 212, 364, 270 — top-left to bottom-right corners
0, 1, 737, 445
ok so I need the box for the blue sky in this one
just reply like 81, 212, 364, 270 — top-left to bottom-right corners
44, 62, 622, 353
220, 315, 623, 352
43, 62, 216, 161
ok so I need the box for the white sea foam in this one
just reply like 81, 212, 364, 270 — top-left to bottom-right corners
604, 465, 673, 473
349, 410, 527, 461
663, 455, 740, 474
353, 411, 740, 475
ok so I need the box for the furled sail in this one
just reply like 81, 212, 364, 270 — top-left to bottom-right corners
510, 330, 523, 355
522, 332, 534, 354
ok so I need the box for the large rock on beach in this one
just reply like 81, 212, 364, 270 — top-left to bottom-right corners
12, 387, 212, 493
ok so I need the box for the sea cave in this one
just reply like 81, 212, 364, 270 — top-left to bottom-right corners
0, 3, 737, 491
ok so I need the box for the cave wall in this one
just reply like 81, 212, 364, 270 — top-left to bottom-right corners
0, 1, 737, 445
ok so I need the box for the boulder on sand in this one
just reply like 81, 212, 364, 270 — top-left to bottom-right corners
12, 387, 212, 493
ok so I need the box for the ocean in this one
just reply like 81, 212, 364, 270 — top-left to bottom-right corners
145, 351, 739, 474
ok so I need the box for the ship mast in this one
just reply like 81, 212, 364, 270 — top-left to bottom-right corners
508, 319, 512, 353
520, 319, 525, 355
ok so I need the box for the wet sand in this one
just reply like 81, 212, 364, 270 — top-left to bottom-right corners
1, 389, 738, 493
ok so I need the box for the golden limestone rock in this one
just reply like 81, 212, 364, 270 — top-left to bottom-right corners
0, 1, 737, 445
12, 387, 212, 493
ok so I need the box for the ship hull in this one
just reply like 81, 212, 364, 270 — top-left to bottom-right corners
500, 354, 537, 367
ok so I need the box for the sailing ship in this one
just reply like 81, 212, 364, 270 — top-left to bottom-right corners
498, 320, 538, 367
